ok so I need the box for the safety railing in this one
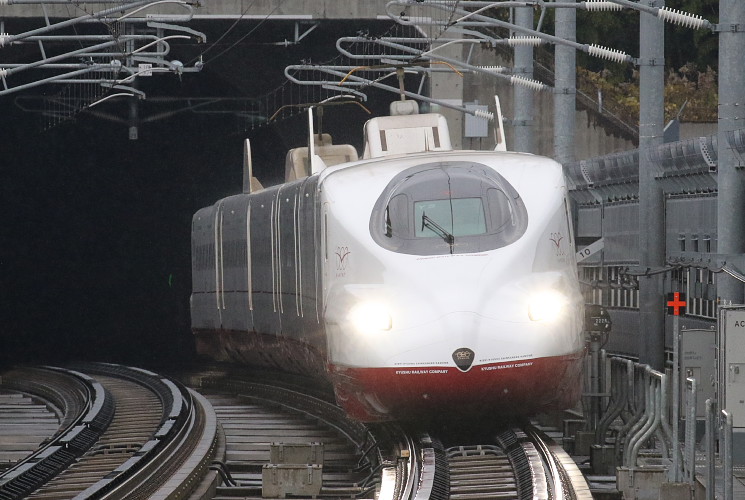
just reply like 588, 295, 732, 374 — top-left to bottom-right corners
590, 351, 735, 499
592, 353, 672, 468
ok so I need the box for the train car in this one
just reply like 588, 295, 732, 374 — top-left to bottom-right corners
191, 105, 586, 421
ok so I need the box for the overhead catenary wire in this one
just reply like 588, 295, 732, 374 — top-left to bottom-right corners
200, 17, 425, 131
285, 64, 493, 120
721, 265, 745, 284
614, 261, 745, 284
390, 0, 712, 30
386, 1, 635, 64
185, 0, 262, 65
336, 36, 551, 90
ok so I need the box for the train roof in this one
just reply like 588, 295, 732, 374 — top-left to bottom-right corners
320, 147, 556, 175
241, 110, 562, 196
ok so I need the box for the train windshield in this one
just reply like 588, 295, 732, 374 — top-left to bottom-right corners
371, 161, 528, 255
414, 198, 486, 238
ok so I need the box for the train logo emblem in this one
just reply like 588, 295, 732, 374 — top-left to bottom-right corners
335, 246, 350, 271
550, 232, 565, 257
452, 348, 475, 372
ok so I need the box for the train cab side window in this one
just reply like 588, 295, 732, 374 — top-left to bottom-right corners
486, 188, 513, 231
386, 194, 410, 238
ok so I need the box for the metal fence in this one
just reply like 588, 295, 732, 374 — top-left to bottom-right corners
587, 350, 734, 498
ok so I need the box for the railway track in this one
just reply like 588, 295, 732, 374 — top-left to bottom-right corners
404, 425, 592, 500
184, 371, 387, 499
0, 364, 217, 500
1, 365, 592, 500
0, 372, 70, 473
184, 369, 593, 500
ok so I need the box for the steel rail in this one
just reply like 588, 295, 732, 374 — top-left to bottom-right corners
184, 372, 396, 499
192, 376, 373, 454
400, 432, 420, 500
0, 367, 115, 500
525, 425, 593, 500
1, 363, 219, 500
62, 364, 200, 499
91, 384, 207, 500
26, 374, 161, 499
526, 427, 565, 500
8, 363, 202, 500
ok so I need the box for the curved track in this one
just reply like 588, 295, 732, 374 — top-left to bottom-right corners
415, 426, 592, 500
0, 364, 217, 500
1, 366, 592, 500
182, 369, 593, 500
27, 374, 162, 499
0, 375, 65, 473
184, 371, 387, 499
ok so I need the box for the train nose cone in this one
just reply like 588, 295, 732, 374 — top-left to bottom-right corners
452, 347, 475, 372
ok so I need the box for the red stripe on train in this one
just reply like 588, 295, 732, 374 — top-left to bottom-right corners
328, 352, 585, 421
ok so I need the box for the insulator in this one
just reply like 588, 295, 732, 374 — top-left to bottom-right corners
0, 34, 8, 48
587, 44, 629, 64
476, 65, 506, 74
584, 0, 623, 12
473, 108, 494, 121
0, 68, 7, 78
510, 75, 546, 92
507, 36, 542, 47
657, 7, 707, 29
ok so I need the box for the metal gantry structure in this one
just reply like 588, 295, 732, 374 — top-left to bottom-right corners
0, 0, 205, 135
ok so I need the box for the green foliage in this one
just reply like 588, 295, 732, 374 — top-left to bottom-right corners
569, 0, 719, 124
664, 64, 718, 122
494, 1, 720, 123
578, 64, 718, 124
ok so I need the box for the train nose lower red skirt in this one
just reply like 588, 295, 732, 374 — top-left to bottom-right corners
328, 353, 585, 422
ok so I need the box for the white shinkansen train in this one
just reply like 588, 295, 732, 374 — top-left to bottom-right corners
191, 103, 586, 421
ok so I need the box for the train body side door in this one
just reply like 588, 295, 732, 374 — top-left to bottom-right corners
191, 204, 220, 330
250, 189, 281, 336
299, 177, 324, 349
278, 183, 302, 338
220, 196, 251, 332
277, 177, 324, 349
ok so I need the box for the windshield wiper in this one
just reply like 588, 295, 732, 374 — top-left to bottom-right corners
384, 206, 392, 237
421, 212, 455, 252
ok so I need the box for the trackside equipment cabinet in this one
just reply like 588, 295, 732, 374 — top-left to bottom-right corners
718, 306, 745, 464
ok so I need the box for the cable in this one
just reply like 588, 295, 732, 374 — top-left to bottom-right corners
186, 0, 264, 66
722, 265, 745, 283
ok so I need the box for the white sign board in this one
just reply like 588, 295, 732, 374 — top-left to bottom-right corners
719, 307, 745, 428
138, 63, 153, 76
576, 238, 604, 263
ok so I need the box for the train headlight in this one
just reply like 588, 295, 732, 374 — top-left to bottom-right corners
349, 301, 392, 334
528, 290, 567, 322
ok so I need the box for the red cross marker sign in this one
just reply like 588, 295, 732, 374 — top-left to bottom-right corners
666, 292, 687, 316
